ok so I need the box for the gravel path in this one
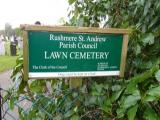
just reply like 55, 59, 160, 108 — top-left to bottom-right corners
0, 70, 12, 90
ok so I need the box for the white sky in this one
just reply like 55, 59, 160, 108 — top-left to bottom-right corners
0, 0, 69, 30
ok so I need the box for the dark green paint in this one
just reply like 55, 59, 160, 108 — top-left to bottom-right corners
28, 31, 123, 72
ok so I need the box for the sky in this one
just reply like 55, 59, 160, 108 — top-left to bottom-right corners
0, 0, 69, 30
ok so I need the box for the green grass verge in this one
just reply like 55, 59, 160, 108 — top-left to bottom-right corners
0, 56, 17, 73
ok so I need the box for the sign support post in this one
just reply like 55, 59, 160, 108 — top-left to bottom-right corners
23, 31, 29, 81
120, 34, 129, 77
69, 78, 82, 88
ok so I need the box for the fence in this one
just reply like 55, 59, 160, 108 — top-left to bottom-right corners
0, 85, 80, 120
0, 87, 19, 120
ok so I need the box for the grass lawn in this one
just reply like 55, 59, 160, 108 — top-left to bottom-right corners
0, 56, 17, 73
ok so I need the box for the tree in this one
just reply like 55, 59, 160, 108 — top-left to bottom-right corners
5, 23, 14, 37
13, 27, 22, 37
68, 0, 160, 76
67, 0, 160, 119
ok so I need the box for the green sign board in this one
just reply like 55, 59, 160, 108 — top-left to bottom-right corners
22, 25, 129, 79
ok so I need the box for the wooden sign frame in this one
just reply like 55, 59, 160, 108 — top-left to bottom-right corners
21, 24, 130, 80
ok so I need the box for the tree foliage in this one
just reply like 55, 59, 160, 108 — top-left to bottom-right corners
67, 0, 160, 119
5, 23, 14, 37
0, 23, 22, 37
3, 0, 160, 120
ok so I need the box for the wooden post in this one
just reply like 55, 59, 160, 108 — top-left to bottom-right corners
69, 78, 82, 88
23, 31, 29, 81
120, 34, 129, 77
